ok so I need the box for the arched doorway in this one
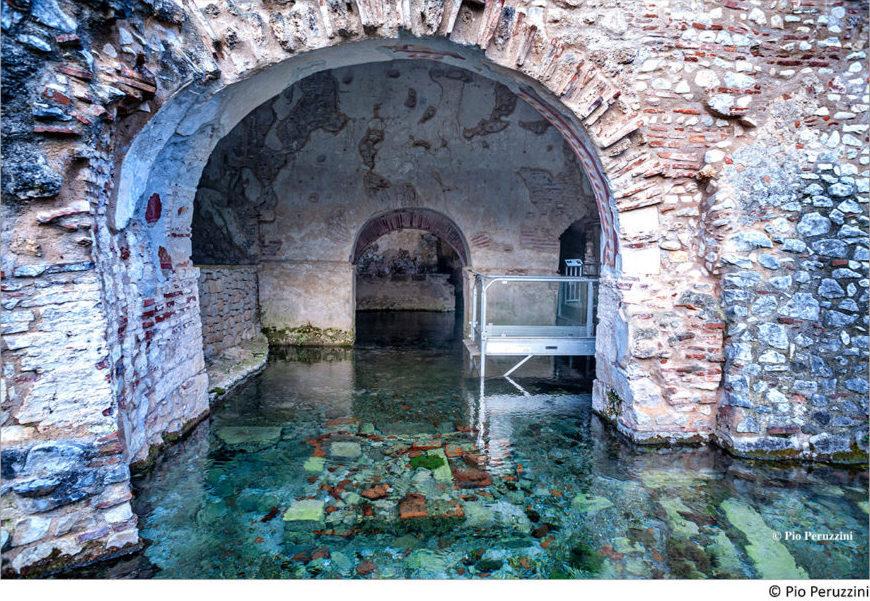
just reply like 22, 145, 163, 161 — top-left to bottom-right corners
352, 208, 470, 345
104, 35, 718, 482
99, 26, 726, 507
352, 208, 470, 268
187, 57, 606, 362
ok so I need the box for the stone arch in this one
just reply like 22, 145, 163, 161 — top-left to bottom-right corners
4, 0, 867, 577
351, 208, 471, 267
111, 37, 633, 276
105, 31, 700, 468
104, 15, 708, 475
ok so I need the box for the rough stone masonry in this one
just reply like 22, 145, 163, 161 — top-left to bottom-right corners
0, 0, 867, 576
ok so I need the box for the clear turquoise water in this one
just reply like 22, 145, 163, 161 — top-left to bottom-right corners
102, 312, 867, 579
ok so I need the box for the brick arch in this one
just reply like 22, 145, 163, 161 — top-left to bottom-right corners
107, 31, 690, 464
113, 37, 640, 277
351, 208, 470, 267
103, 19, 709, 471
101, 4, 720, 511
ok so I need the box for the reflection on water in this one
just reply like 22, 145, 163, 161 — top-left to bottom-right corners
94, 312, 867, 579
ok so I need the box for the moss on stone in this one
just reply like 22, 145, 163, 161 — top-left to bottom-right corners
130, 407, 210, 476
827, 442, 870, 465
567, 540, 604, 574
632, 431, 709, 446
605, 389, 622, 420
410, 453, 446, 471
659, 497, 700, 537
666, 536, 711, 579
427, 448, 453, 482
263, 324, 354, 347
734, 446, 802, 461
706, 529, 744, 577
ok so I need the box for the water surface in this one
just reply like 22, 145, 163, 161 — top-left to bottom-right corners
101, 312, 868, 579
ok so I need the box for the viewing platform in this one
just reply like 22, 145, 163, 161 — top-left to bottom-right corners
465, 269, 598, 379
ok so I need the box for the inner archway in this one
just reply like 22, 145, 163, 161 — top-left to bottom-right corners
352, 208, 469, 346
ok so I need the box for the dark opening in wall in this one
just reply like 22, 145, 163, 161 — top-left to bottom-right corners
354, 229, 463, 313
354, 228, 464, 346
556, 219, 602, 382
558, 218, 600, 277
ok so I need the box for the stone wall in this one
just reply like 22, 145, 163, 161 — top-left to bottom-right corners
259, 261, 357, 346
710, 90, 869, 462
1, 269, 139, 575
355, 229, 460, 311
0, 0, 867, 576
197, 266, 260, 359
357, 274, 456, 311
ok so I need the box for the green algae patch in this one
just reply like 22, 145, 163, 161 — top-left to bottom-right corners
571, 493, 614, 514
263, 324, 353, 347
659, 497, 700, 537
409, 449, 452, 482
612, 536, 642, 555
666, 537, 710, 579
639, 469, 716, 490
303, 456, 325, 473
567, 540, 604, 574
706, 529, 744, 578
858, 501, 869, 515
216, 426, 282, 448
283, 499, 325, 522
604, 390, 622, 420
720, 498, 808, 579
429, 449, 453, 483
410, 453, 446, 471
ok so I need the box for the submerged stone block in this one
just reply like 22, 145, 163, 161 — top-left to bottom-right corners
283, 500, 325, 523
330, 441, 361, 458
216, 427, 282, 448
303, 456, 325, 473
720, 498, 807, 579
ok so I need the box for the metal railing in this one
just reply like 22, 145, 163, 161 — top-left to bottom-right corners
466, 270, 599, 378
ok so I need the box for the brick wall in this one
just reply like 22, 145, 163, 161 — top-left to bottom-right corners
197, 266, 260, 359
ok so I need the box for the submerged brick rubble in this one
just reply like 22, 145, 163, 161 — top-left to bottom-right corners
0, 0, 867, 576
